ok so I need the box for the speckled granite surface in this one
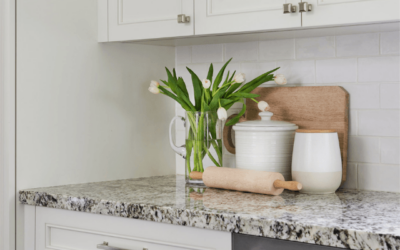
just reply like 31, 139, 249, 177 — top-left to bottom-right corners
19, 175, 400, 250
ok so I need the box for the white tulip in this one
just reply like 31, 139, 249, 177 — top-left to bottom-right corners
217, 107, 228, 121
258, 101, 270, 112
150, 80, 160, 88
274, 74, 287, 85
148, 86, 160, 94
233, 73, 245, 83
202, 79, 211, 89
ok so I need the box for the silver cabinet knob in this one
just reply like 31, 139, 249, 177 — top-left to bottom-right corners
177, 14, 190, 23
299, 2, 312, 12
283, 4, 297, 14
97, 242, 147, 250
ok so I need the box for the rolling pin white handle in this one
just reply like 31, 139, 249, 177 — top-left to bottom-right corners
273, 180, 302, 191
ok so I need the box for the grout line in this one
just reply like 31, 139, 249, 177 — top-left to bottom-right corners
349, 161, 400, 167
378, 137, 382, 163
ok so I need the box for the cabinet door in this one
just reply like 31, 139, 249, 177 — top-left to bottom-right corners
303, 0, 400, 27
36, 207, 231, 250
194, 0, 301, 36
108, 0, 194, 41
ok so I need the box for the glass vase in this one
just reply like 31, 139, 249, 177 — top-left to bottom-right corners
185, 111, 223, 186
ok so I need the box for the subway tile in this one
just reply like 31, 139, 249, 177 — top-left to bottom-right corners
381, 83, 400, 109
358, 110, 400, 136
176, 46, 191, 64
348, 136, 380, 163
340, 163, 357, 189
223, 154, 236, 168
349, 110, 357, 135
358, 163, 399, 192
340, 84, 380, 109
259, 39, 295, 61
316, 58, 357, 83
241, 61, 276, 83
335, 24, 381, 36
275, 60, 315, 84
225, 41, 259, 62
336, 33, 379, 57
380, 137, 400, 165
191, 44, 223, 63
296, 36, 335, 59
358, 56, 400, 82
381, 31, 400, 55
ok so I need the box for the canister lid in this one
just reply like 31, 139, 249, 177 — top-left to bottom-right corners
233, 111, 298, 132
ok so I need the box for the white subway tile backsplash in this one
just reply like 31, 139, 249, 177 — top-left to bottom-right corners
380, 137, 400, 165
358, 56, 400, 82
341, 163, 357, 189
381, 83, 400, 109
259, 39, 295, 61
341, 84, 380, 109
336, 33, 379, 57
296, 36, 335, 59
191, 44, 223, 63
316, 58, 357, 83
241, 61, 277, 84
349, 110, 357, 135
175, 30, 400, 192
381, 31, 400, 55
225, 41, 259, 62
358, 164, 399, 192
358, 110, 400, 136
348, 136, 380, 163
277, 60, 315, 84
176, 46, 191, 64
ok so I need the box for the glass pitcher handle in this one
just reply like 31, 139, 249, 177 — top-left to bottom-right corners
169, 116, 186, 158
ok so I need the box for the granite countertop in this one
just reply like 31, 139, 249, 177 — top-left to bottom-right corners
19, 175, 400, 250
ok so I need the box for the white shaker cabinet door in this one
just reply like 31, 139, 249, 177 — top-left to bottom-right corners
302, 0, 400, 27
107, 0, 194, 42
194, 0, 301, 36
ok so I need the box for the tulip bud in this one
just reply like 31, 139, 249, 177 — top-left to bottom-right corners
202, 79, 211, 89
233, 73, 245, 83
217, 107, 228, 121
148, 86, 160, 94
258, 101, 270, 111
274, 74, 287, 85
150, 80, 160, 88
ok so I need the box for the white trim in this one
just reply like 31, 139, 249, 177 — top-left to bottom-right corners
0, 0, 16, 249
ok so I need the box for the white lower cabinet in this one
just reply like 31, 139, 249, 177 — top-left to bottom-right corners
35, 207, 231, 250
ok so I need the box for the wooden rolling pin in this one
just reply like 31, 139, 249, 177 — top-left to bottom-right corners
189, 167, 302, 196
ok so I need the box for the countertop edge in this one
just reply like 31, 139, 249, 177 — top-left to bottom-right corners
19, 189, 400, 250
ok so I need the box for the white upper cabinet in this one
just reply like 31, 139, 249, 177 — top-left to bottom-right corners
98, 0, 400, 42
194, 0, 301, 35
302, 0, 400, 27
105, 0, 194, 42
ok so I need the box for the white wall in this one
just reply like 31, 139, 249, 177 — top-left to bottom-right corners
175, 24, 400, 193
16, 0, 175, 248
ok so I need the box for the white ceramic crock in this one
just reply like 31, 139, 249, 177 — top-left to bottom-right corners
292, 130, 342, 194
232, 111, 298, 180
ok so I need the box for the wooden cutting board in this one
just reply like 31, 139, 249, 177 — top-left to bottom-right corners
224, 86, 349, 182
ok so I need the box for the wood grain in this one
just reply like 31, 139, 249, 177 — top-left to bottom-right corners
223, 86, 349, 182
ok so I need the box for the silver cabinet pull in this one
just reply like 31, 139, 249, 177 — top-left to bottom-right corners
299, 2, 312, 12
97, 241, 148, 250
283, 4, 297, 14
177, 14, 190, 23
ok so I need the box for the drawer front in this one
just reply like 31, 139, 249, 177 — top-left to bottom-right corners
36, 207, 231, 250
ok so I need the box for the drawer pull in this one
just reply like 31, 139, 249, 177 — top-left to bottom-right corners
97, 241, 148, 250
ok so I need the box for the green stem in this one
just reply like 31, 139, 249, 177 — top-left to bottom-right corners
203, 142, 221, 167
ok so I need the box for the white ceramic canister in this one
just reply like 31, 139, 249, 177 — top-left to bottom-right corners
292, 129, 342, 194
232, 111, 298, 180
